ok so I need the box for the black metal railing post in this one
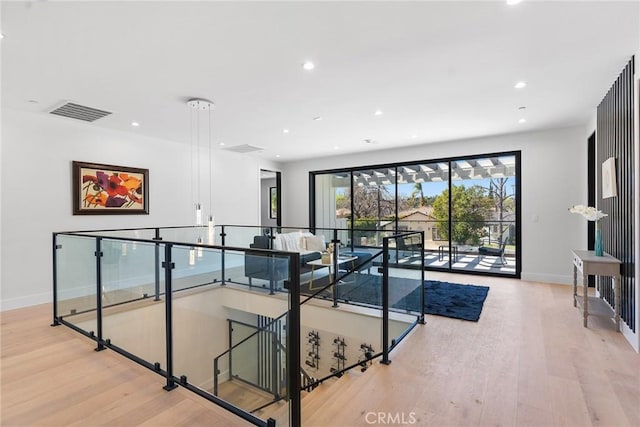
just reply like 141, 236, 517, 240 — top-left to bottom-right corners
162, 243, 177, 391
271, 332, 279, 399
288, 253, 301, 427
51, 233, 60, 326
95, 237, 105, 351
331, 229, 340, 308
269, 227, 275, 248
213, 357, 219, 396
269, 255, 276, 295
220, 225, 226, 286
381, 237, 391, 365
154, 228, 162, 301
419, 231, 426, 325
228, 319, 233, 380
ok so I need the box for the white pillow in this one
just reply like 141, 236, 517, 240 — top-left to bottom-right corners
304, 235, 326, 252
273, 233, 283, 250
299, 231, 315, 249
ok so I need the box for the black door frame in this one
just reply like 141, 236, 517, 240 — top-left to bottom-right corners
261, 169, 281, 228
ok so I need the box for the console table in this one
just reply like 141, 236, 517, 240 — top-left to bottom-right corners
572, 250, 621, 331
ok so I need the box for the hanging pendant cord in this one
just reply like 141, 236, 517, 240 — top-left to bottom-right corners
196, 102, 201, 207
209, 106, 213, 215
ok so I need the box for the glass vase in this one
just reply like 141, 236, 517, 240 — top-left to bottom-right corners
594, 225, 603, 256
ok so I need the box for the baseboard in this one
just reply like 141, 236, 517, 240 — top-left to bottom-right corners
1, 291, 52, 311
520, 272, 573, 285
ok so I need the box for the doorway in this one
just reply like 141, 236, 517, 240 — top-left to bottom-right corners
260, 169, 281, 227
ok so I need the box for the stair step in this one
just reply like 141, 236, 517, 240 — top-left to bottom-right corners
216, 379, 276, 413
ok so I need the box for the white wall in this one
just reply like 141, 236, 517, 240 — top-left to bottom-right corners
0, 109, 279, 310
282, 126, 587, 285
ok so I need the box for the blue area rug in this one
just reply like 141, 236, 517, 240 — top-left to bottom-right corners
395, 280, 490, 322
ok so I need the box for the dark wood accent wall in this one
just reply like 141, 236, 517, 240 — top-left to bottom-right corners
596, 56, 635, 332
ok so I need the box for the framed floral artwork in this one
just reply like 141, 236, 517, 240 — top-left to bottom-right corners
72, 161, 149, 215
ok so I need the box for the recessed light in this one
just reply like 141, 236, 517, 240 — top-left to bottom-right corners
219, 142, 225, 146
283, 129, 289, 134
0, 34, 4, 40
276, 154, 281, 158
333, 146, 340, 150
302, 61, 315, 70
411, 134, 418, 139
313, 116, 323, 121
518, 118, 527, 124
514, 81, 527, 89
374, 110, 383, 116
506, 0, 523, 5
131, 121, 140, 127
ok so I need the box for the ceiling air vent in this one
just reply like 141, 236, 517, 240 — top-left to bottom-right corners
222, 144, 264, 153
49, 102, 112, 122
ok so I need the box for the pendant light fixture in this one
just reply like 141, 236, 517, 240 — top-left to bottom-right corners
188, 98, 215, 241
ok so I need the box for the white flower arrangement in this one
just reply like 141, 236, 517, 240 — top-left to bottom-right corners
568, 204, 608, 222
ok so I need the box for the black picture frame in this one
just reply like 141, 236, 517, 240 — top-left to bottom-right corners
72, 161, 149, 215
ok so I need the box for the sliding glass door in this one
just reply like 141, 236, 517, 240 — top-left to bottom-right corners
448, 155, 517, 274
310, 151, 520, 278
396, 162, 451, 268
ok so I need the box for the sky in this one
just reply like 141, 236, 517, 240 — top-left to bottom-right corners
336, 176, 516, 199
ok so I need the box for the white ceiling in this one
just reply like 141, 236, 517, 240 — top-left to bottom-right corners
2, 1, 639, 162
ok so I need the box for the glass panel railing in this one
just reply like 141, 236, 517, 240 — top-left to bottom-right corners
334, 251, 382, 307
170, 244, 221, 292
54, 228, 295, 427
101, 240, 166, 369
223, 225, 265, 249
383, 234, 424, 354
242, 251, 292, 294
159, 226, 218, 247
101, 239, 160, 305
170, 270, 231, 402
55, 234, 98, 333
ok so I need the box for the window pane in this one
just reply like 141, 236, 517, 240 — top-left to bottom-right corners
352, 167, 396, 247
397, 162, 451, 268
450, 155, 517, 274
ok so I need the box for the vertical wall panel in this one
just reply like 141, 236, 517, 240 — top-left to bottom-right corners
596, 56, 636, 332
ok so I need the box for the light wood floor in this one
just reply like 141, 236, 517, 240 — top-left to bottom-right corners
2, 272, 639, 426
